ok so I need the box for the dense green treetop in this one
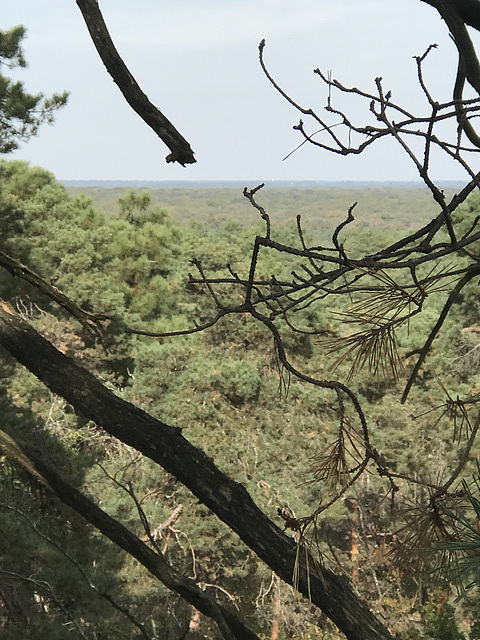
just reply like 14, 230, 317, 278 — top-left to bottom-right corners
0, 26, 68, 154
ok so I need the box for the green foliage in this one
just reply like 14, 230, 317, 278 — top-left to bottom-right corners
423, 593, 466, 640
0, 26, 26, 68
0, 26, 68, 153
70, 185, 459, 237
6, 9, 480, 636
433, 464, 480, 605
117, 187, 152, 221
5, 157, 480, 637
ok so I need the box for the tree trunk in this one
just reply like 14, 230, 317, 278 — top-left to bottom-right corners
0, 299, 399, 640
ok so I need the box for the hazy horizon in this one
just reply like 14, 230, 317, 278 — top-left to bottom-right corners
61, 178, 466, 189
4, 1, 476, 185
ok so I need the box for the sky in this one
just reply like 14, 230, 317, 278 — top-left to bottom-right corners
2, 0, 479, 183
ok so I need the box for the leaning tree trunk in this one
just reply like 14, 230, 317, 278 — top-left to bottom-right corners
0, 299, 399, 640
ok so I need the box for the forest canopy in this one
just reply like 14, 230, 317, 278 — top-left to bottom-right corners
4, 2, 480, 640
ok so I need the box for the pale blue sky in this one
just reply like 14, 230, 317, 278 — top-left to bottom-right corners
2, 1, 477, 182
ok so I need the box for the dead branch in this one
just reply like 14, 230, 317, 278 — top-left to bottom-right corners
140, 504, 183, 543
0, 250, 110, 334
76, 0, 195, 166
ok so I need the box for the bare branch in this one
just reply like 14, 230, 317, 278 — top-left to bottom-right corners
402, 265, 480, 403
76, 0, 195, 166
0, 249, 110, 334
0, 298, 398, 640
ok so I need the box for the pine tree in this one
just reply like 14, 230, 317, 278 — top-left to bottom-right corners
0, 26, 68, 154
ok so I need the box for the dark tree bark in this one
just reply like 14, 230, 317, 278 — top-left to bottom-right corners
454, 0, 480, 30
0, 298, 399, 640
75, 0, 196, 166
27, 452, 259, 640
420, 1, 480, 146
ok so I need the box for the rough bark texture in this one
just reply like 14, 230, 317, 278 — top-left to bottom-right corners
29, 453, 258, 640
76, 0, 195, 166
0, 299, 399, 640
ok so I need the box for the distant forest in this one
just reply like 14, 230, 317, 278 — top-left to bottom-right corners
66, 184, 459, 238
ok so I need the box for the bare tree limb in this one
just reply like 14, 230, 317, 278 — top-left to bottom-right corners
0, 297, 398, 640
422, 0, 480, 34
76, 0, 195, 166
22, 453, 256, 640
0, 250, 110, 333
